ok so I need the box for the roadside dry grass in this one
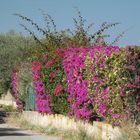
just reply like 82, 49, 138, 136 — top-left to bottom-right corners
6, 112, 140, 140
119, 120, 140, 140
6, 113, 101, 140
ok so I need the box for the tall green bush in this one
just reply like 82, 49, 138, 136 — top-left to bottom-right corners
0, 31, 36, 94
16, 62, 32, 104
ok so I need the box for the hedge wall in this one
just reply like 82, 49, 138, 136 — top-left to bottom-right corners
12, 45, 140, 125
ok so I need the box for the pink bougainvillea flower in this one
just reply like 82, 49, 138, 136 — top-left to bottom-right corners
108, 108, 113, 113
61, 47, 93, 120
32, 60, 52, 114
32, 61, 42, 71
45, 60, 54, 69
53, 82, 63, 95
49, 72, 56, 82
11, 71, 24, 109
112, 113, 120, 119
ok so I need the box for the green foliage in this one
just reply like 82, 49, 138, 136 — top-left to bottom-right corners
14, 9, 124, 59
41, 60, 70, 115
1, 104, 17, 112
104, 51, 126, 123
0, 84, 3, 97
14, 13, 67, 59
16, 62, 32, 104
83, 49, 125, 124
83, 46, 140, 124
0, 31, 36, 94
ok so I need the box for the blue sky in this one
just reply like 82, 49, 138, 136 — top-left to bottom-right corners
0, 0, 140, 46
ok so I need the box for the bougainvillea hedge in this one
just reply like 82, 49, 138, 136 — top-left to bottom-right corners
122, 46, 140, 123
41, 59, 70, 115
11, 70, 24, 110
62, 47, 94, 120
12, 45, 140, 125
32, 60, 52, 113
32, 55, 70, 115
83, 46, 123, 125
83, 46, 140, 124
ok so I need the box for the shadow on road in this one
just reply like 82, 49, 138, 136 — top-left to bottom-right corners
0, 127, 32, 136
0, 111, 6, 124
0, 110, 32, 137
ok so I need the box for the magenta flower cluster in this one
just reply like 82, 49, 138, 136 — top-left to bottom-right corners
11, 70, 18, 96
62, 47, 93, 120
32, 61, 52, 113
87, 46, 120, 120
11, 70, 23, 109
61, 46, 121, 121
